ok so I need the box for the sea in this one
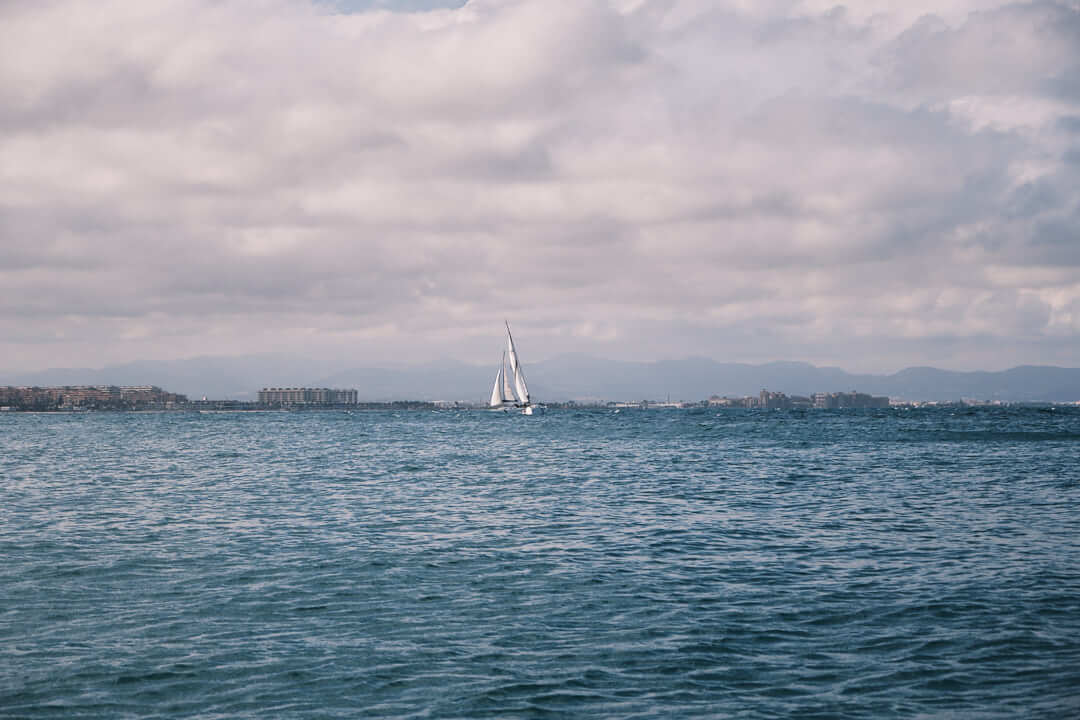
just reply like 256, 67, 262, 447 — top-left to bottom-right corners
2, 407, 1079, 718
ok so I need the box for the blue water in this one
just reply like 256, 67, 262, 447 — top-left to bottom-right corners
2, 408, 1079, 718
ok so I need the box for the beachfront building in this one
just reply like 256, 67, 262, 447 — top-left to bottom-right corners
258, 388, 358, 406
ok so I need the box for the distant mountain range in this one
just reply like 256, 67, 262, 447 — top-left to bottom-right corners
4, 353, 1080, 403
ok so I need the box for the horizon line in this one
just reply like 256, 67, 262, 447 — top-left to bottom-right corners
3, 353, 1079, 379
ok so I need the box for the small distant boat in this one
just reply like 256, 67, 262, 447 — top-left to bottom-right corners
489, 321, 545, 415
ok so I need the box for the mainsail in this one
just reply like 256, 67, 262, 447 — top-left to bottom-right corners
505, 321, 530, 405
502, 354, 516, 400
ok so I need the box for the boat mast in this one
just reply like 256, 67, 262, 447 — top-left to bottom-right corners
502, 351, 515, 404
505, 320, 530, 406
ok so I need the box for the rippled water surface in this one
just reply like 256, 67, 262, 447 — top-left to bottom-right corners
2, 408, 1079, 718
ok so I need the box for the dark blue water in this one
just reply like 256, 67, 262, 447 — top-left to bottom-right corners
2, 408, 1079, 718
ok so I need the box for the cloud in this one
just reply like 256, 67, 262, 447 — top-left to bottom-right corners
1, 0, 1079, 373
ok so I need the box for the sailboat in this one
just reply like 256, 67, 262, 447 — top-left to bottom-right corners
489, 321, 544, 415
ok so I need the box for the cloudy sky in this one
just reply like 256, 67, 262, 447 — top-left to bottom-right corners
1, 0, 1078, 374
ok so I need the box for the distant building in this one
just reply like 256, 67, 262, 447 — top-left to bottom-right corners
258, 387, 358, 405
756, 390, 812, 409
760, 389, 791, 410
708, 395, 758, 408
706, 389, 889, 410
809, 391, 889, 409
188, 399, 255, 411
0, 385, 185, 410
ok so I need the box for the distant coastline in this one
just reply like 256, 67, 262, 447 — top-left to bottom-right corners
2, 384, 1077, 413
6, 356, 1080, 405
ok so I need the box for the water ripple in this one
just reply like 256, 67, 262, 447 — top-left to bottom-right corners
2, 408, 1079, 718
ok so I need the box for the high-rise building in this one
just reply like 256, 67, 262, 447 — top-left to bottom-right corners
258, 388, 358, 405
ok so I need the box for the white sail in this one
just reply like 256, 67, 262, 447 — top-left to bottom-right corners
502, 353, 515, 401
489, 365, 506, 407
505, 322, 530, 404
513, 364, 529, 405
490, 353, 517, 407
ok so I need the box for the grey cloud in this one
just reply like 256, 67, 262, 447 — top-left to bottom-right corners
971, 290, 1054, 335
0, 0, 1079, 374
873, 1, 1080, 100
322, 0, 467, 12
1029, 215, 1080, 265
1003, 179, 1063, 219
442, 141, 555, 181
1058, 115, 1080, 133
